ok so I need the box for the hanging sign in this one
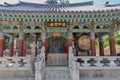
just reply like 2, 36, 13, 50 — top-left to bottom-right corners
47, 22, 67, 27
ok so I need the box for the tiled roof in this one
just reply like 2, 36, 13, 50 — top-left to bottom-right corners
0, 1, 120, 12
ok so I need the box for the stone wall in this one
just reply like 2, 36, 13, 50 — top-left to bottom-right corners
80, 69, 120, 80
0, 69, 34, 80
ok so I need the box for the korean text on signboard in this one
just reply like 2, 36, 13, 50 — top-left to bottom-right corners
47, 22, 67, 27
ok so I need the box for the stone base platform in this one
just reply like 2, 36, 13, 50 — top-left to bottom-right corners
0, 67, 34, 80
80, 69, 120, 80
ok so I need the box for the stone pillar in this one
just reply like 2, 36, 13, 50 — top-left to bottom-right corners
90, 32, 96, 56
18, 32, 24, 56
9, 35, 14, 57
109, 32, 116, 56
0, 32, 4, 57
99, 37, 104, 56
35, 62, 42, 80
72, 62, 80, 80
30, 44, 36, 77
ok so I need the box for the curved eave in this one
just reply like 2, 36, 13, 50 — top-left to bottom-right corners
0, 1, 119, 13
0, 8, 119, 14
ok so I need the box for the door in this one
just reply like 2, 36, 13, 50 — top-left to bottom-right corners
47, 36, 67, 66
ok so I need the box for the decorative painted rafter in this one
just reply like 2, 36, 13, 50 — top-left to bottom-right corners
0, 10, 119, 33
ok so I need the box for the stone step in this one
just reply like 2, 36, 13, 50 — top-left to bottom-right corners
44, 75, 71, 80
44, 67, 71, 80
45, 66, 69, 70
45, 70, 69, 74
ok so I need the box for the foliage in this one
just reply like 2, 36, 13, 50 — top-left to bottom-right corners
45, 0, 69, 4
59, 0, 69, 4
4, 36, 10, 49
96, 31, 120, 48
103, 35, 109, 47
45, 0, 58, 4
115, 31, 120, 45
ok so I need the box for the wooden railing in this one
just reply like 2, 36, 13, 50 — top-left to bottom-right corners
47, 53, 67, 66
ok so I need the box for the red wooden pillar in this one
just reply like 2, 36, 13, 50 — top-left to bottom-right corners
67, 38, 72, 53
34, 46, 37, 57
41, 41, 46, 47
0, 33, 4, 57
41, 32, 46, 47
9, 36, 14, 57
67, 32, 73, 59
109, 33, 116, 56
68, 32, 73, 47
41, 32, 47, 60
99, 37, 104, 56
87, 50, 91, 56
68, 39, 72, 46
90, 32, 96, 56
18, 32, 24, 56
23, 49, 26, 57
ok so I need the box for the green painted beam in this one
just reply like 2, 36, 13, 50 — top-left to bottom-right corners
72, 29, 91, 32
0, 12, 119, 21
72, 29, 110, 32
4, 29, 42, 33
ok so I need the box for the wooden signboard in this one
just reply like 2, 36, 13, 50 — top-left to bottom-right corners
47, 22, 67, 27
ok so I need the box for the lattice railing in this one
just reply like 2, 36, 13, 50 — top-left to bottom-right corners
74, 56, 120, 68
0, 56, 31, 68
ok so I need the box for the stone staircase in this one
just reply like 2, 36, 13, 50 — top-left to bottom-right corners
43, 66, 71, 80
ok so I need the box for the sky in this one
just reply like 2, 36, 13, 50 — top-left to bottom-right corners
0, 0, 120, 4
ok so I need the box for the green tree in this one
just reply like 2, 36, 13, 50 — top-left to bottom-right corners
45, 0, 58, 4
45, 0, 69, 4
115, 31, 120, 45
59, 0, 69, 4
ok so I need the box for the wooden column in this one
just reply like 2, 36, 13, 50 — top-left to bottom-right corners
41, 32, 47, 60
99, 37, 104, 56
35, 45, 37, 57
35, 35, 37, 57
68, 32, 73, 47
9, 35, 14, 57
41, 32, 46, 47
18, 32, 24, 56
87, 50, 91, 56
109, 32, 116, 56
66, 32, 73, 53
0, 32, 4, 57
90, 32, 96, 56
67, 32, 73, 59
23, 49, 26, 57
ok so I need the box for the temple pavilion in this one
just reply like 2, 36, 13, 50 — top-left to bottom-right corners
0, 1, 120, 80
